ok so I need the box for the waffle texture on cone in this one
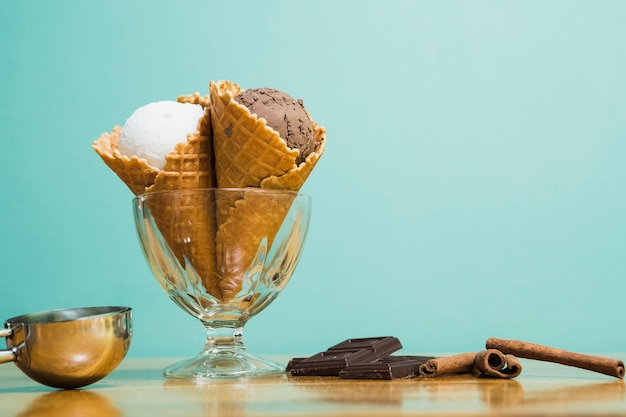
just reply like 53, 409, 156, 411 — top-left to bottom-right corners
215, 190, 296, 301
94, 93, 222, 299
260, 120, 326, 190
209, 80, 326, 300
148, 94, 215, 192
93, 93, 213, 195
92, 126, 160, 195
143, 189, 222, 300
144, 94, 221, 299
210, 80, 326, 190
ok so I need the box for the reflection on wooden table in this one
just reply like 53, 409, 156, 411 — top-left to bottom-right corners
1, 356, 625, 416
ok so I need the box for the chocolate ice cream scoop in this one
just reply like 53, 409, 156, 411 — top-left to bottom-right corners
235, 88, 314, 165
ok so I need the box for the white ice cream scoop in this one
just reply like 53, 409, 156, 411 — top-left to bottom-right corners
118, 101, 205, 170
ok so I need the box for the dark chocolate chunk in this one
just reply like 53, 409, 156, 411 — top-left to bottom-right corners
326, 337, 400, 352
339, 355, 436, 380
286, 357, 306, 370
289, 336, 402, 376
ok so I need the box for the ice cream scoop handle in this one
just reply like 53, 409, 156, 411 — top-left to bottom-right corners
0, 328, 17, 363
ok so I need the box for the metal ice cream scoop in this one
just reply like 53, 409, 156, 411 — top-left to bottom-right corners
0, 306, 132, 389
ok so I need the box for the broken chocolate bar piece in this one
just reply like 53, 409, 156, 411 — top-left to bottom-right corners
289, 336, 402, 376
339, 355, 435, 380
286, 357, 306, 370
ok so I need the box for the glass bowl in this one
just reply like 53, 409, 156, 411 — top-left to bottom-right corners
132, 188, 311, 379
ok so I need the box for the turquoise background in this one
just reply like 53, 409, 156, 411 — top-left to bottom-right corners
1, 1, 625, 358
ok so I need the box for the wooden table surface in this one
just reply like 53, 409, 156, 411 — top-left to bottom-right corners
1, 355, 625, 416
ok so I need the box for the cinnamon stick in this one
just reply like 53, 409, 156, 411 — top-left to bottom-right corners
418, 350, 523, 379
418, 352, 476, 377
474, 349, 522, 379
486, 337, 625, 379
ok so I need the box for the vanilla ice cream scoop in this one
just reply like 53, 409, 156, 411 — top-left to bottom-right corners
118, 101, 205, 170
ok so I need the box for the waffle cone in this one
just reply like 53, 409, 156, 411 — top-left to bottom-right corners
93, 93, 222, 299
210, 80, 326, 300
148, 94, 215, 193
92, 126, 160, 195
146, 94, 222, 299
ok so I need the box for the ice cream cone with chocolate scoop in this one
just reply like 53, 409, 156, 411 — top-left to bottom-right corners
93, 94, 223, 299
209, 80, 326, 301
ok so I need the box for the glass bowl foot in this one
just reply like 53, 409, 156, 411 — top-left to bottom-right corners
164, 349, 285, 380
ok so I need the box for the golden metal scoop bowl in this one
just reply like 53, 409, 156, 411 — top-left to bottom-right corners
0, 306, 132, 389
